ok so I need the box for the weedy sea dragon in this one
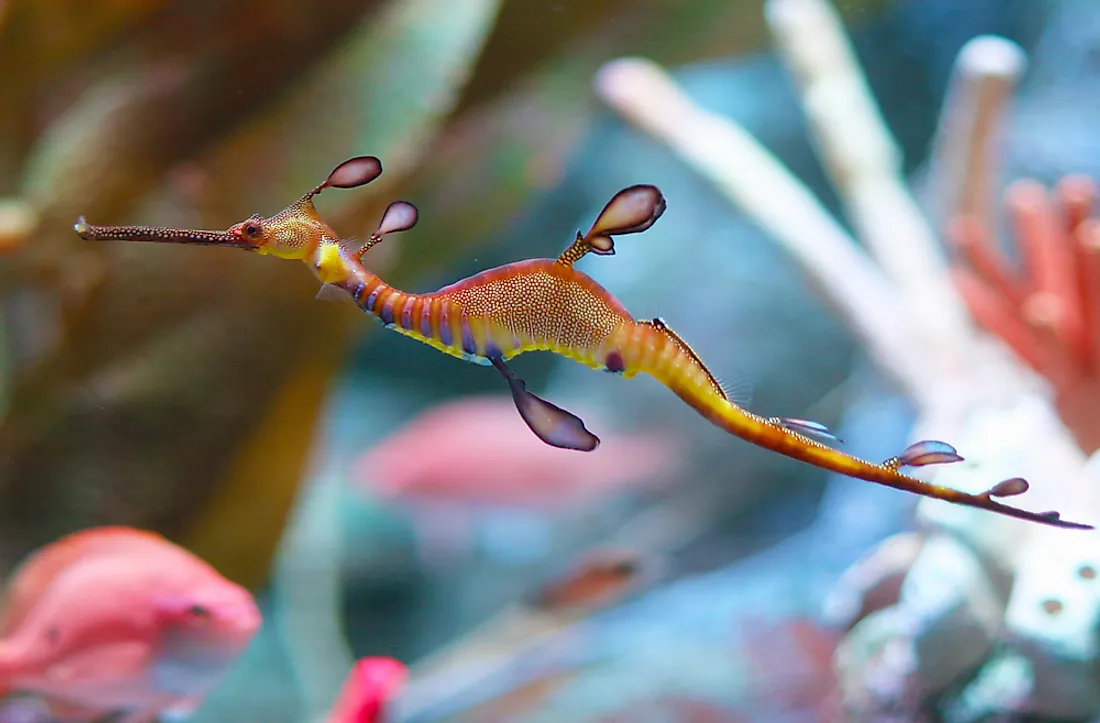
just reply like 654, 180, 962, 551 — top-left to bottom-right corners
75, 156, 1092, 530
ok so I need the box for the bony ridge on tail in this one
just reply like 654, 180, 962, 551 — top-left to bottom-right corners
75, 155, 1092, 530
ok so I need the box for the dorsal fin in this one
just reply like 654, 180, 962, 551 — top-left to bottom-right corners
646, 318, 734, 403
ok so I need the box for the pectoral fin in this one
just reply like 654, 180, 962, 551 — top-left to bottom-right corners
315, 283, 354, 304
489, 355, 600, 451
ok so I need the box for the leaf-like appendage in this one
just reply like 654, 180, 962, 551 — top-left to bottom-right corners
584, 185, 666, 242
375, 201, 419, 237
895, 440, 964, 467
326, 156, 383, 189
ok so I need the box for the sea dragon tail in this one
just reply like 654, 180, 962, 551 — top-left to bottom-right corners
620, 318, 1091, 530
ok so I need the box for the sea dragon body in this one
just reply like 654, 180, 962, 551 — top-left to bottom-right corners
75, 156, 1091, 530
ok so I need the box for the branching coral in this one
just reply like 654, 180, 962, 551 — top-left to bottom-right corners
950, 176, 1100, 453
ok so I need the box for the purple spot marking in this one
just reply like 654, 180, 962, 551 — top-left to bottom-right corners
420, 305, 432, 337
439, 306, 452, 346
461, 321, 477, 355
379, 298, 396, 326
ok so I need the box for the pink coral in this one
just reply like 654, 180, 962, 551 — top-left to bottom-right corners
949, 175, 1100, 452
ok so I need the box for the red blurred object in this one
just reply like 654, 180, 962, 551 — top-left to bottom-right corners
529, 548, 654, 613
739, 617, 842, 720
597, 697, 745, 722
326, 657, 407, 723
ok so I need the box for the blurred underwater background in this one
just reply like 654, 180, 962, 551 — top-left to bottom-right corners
2, 0, 1100, 720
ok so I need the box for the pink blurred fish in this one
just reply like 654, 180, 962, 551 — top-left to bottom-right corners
355, 396, 679, 508
0, 527, 261, 723
325, 657, 406, 723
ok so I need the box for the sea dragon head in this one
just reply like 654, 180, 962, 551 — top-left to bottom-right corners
75, 156, 404, 262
